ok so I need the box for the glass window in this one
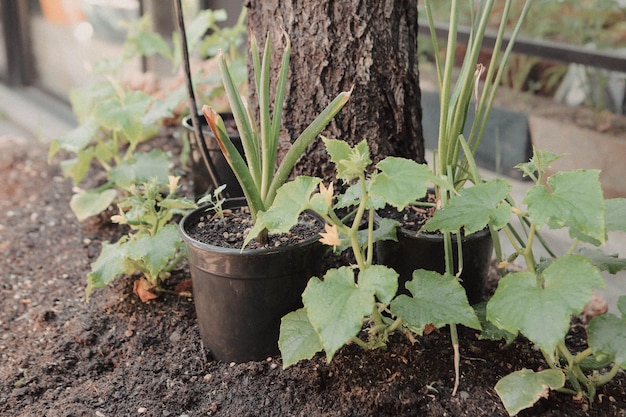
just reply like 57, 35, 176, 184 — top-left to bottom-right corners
30, 0, 141, 99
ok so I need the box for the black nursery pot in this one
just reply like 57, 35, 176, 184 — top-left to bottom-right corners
182, 114, 244, 197
179, 198, 326, 363
376, 226, 493, 305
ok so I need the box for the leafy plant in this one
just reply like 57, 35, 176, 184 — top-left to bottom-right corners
240, 139, 486, 381
428, 147, 626, 415
87, 176, 196, 302
48, 9, 237, 221
424, 0, 533, 190
197, 184, 227, 221
49, 9, 244, 300
202, 32, 351, 243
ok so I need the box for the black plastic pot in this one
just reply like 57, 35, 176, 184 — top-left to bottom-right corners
376, 226, 492, 305
182, 113, 244, 197
179, 198, 326, 362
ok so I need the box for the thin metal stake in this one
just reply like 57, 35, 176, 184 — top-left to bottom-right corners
174, 0, 222, 191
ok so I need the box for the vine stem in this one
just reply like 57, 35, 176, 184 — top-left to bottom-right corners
450, 324, 460, 396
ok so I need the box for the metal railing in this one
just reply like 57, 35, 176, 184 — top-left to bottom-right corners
419, 20, 626, 73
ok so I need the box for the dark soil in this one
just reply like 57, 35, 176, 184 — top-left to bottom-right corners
1, 133, 625, 417
185, 205, 323, 250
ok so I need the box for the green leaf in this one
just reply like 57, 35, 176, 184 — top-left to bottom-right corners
605, 198, 626, 232
49, 118, 99, 156
60, 148, 96, 185
369, 157, 434, 210
278, 308, 323, 368
577, 247, 626, 274
243, 176, 322, 248
422, 179, 512, 235
487, 255, 604, 354
125, 225, 182, 281
323, 138, 371, 182
390, 269, 481, 334
495, 369, 565, 416
108, 149, 170, 189
86, 239, 129, 300
94, 90, 153, 143
372, 217, 399, 244
589, 296, 626, 367
524, 170, 605, 244
515, 148, 564, 178
358, 265, 398, 305
303, 267, 374, 361
128, 30, 173, 60
473, 302, 516, 344
69, 82, 115, 122
70, 188, 118, 221
142, 85, 187, 126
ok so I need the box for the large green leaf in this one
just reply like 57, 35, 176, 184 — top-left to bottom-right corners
473, 302, 516, 344
495, 369, 565, 416
605, 198, 626, 232
358, 265, 398, 305
390, 269, 481, 334
422, 179, 512, 235
588, 296, 626, 367
369, 157, 434, 210
487, 255, 604, 354
70, 188, 118, 221
278, 308, 323, 368
302, 267, 374, 361
125, 225, 182, 280
243, 176, 322, 248
108, 149, 170, 189
94, 90, 153, 143
524, 170, 605, 244
49, 118, 99, 156
86, 239, 129, 300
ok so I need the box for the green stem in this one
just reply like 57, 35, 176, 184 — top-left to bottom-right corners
349, 176, 369, 270
350, 336, 370, 350
366, 209, 375, 267
450, 324, 461, 396
593, 363, 622, 387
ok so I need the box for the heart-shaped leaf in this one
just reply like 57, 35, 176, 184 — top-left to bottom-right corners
495, 369, 565, 416
369, 157, 434, 210
303, 267, 374, 361
524, 170, 605, 244
70, 188, 118, 221
488, 255, 604, 354
391, 269, 481, 334
279, 308, 323, 368
422, 179, 511, 235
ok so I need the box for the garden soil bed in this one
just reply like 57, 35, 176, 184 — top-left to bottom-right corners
1, 133, 625, 417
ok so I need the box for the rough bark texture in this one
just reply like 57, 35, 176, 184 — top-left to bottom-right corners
245, 0, 424, 180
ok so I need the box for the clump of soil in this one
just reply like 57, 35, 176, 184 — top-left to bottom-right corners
1, 133, 625, 417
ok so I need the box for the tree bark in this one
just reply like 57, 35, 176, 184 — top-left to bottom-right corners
245, 0, 424, 180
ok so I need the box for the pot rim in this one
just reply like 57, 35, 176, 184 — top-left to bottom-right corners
179, 198, 324, 256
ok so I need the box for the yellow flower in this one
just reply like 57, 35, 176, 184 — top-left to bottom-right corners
319, 224, 340, 249
168, 176, 180, 194
319, 182, 334, 206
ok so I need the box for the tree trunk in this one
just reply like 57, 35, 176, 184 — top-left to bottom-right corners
245, 0, 424, 180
